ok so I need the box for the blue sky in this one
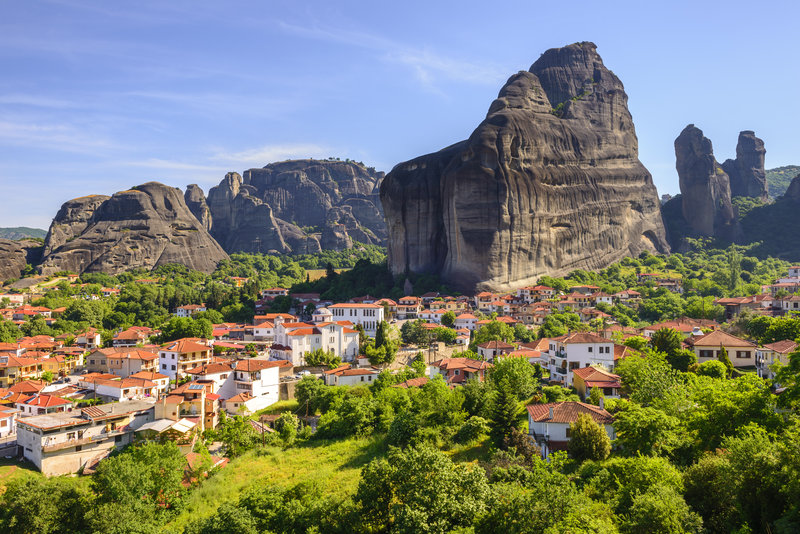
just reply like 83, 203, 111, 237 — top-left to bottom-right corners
1, 0, 798, 229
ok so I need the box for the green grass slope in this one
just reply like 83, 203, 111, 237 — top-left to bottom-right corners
766, 165, 800, 199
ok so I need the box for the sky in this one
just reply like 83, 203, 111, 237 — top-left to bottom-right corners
0, 0, 798, 229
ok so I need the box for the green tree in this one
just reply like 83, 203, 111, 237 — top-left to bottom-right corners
613, 404, 683, 458
667, 348, 697, 373
275, 412, 298, 447
621, 483, 703, 534
0, 477, 91, 534
303, 348, 341, 368
717, 346, 734, 377
471, 320, 515, 348
489, 356, 539, 400
568, 413, 610, 462
489, 380, 522, 448
588, 386, 604, 406
650, 327, 682, 358
441, 310, 456, 328
697, 359, 727, 379
92, 441, 187, 515
355, 445, 489, 534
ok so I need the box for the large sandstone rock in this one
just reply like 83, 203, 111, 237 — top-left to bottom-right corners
0, 239, 27, 281
381, 42, 668, 292
43, 195, 110, 256
674, 125, 736, 240
184, 184, 212, 231
206, 160, 386, 254
721, 131, 768, 200
40, 182, 228, 275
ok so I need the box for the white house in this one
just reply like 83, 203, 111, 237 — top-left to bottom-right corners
546, 332, 624, 386
328, 303, 383, 335
186, 358, 281, 413
527, 401, 615, 458
322, 365, 381, 386
271, 321, 360, 365
454, 313, 479, 332
253, 321, 274, 342
312, 307, 333, 323
756, 340, 798, 379
158, 338, 213, 381
0, 406, 18, 438
16, 401, 155, 476
175, 303, 207, 318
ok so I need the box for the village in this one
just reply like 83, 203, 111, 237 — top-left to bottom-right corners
0, 262, 798, 478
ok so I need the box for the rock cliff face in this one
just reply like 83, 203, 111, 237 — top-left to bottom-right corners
674, 125, 736, 240
43, 195, 110, 256
785, 173, 800, 201
206, 160, 386, 254
184, 184, 212, 231
721, 131, 768, 200
0, 239, 28, 281
381, 42, 668, 292
40, 182, 228, 275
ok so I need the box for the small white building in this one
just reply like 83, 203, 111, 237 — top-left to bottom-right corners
158, 338, 213, 381
322, 365, 381, 386
454, 313, 479, 332
312, 307, 333, 323
175, 303, 207, 318
527, 401, 615, 458
272, 321, 360, 365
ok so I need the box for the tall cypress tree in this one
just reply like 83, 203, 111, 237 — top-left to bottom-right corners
489, 379, 522, 449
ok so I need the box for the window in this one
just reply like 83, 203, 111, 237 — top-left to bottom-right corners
588, 346, 593, 352
162, 363, 167, 370
75, 445, 82, 451
565, 428, 572, 438
736, 351, 750, 359
699, 350, 714, 359
171, 365, 176, 371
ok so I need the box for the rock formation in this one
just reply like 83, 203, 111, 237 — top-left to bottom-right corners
206, 160, 386, 254
721, 131, 768, 200
40, 182, 228, 275
43, 195, 110, 256
674, 125, 736, 240
184, 184, 212, 231
0, 239, 28, 281
381, 42, 668, 292
784, 173, 800, 201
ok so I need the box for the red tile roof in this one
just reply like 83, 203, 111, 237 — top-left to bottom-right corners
526, 401, 613, 424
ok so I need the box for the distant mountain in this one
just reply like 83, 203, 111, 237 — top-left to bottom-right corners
766, 165, 800, 199
0, 227, 46, 240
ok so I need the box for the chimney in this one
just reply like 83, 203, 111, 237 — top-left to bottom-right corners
548, 406, 554, 419
599, 397, 605, 410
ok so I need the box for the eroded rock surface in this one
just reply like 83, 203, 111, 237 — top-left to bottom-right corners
43, 195, 110, 256
721, 131, 768, 200
40, 182, 228, 275
381, 42, 668, 292
0, 239, 27, 281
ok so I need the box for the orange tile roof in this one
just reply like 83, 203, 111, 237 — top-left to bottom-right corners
526, 401, 613, 424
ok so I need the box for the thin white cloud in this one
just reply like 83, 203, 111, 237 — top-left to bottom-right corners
0, 120, 118, 154
276, 20, 505, 89
0, 94, 78, 109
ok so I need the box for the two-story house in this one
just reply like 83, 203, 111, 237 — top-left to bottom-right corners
756, 340, 798, 379
16, 401, 156, 476
428, 358, 492, 385
158, 338, 213, 381
546, 332, 623, 387
685, 330, 757, 368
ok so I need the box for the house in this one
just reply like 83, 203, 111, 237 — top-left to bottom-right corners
129, 371, 170, 395
428, 358, 492, 384
685, 330, 758, 368
546, 332, 624, 387
756, 340, 798, 379
185, 358, 281, 413
0, 406, 18, 438
75, 328, 102, 350
0, 355, 45, 387
328, 303, 384, 335
16, 401, 156, 476
454, 313, 479, 332
312, 307, 333, 323
391, 377, 430, 389
84, 377, 159, 402
86, 347, 159, 377
476, 340, 516, 362
572, 367, 622, 399
322, 365, 381, 386
396, 297, 421, 320
252, 321, 274, 342
112, 326, 154, 347
158, 381, 220, 431
175, 303, 207, 318
592, 292, 614, 306
271, 321, 360, 365
158, 338, 213, 381
15, 394, 73, 416
527, 401, 615, 458
778, 295, 800, 314
260, 288, 289, 300
715, 294, 773, 320
474, 292, 496, 312
639, 317, 718, 338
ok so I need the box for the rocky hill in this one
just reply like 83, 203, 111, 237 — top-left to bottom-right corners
40, 182, 228, 275
0, 227, 46, 240
203, 159, 386, 254
381, 42, 668, 292
766, 165, 800, 199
